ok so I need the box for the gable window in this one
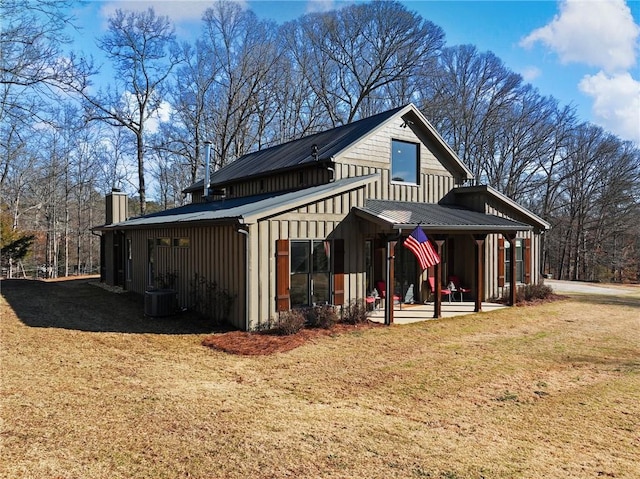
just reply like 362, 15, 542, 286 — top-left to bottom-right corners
391, 139, 419, 184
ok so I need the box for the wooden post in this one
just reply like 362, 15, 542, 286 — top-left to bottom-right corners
433, 239, 445, 318
504, 233, 517, 306
384, 240, 397, 325
473, 234, 486, 312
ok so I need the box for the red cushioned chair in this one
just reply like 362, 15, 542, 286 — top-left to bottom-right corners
448, 275, 471, 302
375, 280, 400, 307
427, 277, 452, 304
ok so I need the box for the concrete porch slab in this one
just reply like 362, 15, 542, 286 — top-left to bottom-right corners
368, 301, 507, 325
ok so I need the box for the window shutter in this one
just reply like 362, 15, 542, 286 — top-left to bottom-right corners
524, 238, 531, 284
276, 240, 290, 312
333, 239, 345, 305
498, 237, 505, 287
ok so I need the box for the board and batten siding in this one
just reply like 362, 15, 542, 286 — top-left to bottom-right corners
252, 186, 368, 329
332, 119, 462, 203
125, 225, 247, 329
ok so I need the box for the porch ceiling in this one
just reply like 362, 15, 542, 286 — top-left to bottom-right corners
354, 199, 532, 233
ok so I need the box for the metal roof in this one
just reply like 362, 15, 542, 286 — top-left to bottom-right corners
355, 199, 532, 233
185, 106, 405, 193
95, 175, 378, 230
451, 185, 551, 230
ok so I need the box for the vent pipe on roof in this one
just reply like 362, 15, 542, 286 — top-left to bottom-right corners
204, 140, 212, 199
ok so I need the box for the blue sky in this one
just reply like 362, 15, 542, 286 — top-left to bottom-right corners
71, 0, 640, 144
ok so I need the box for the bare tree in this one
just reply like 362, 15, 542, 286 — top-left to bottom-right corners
419, 45, 522, 182
201, 1, 280, 169
158, 40, 218, 184
76, 8, 181, 215
288, 1, 444, 125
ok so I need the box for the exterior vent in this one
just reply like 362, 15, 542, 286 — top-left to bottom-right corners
144, 289, 176, 317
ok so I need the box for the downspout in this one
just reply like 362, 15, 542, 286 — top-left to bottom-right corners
237, 226, 250, 331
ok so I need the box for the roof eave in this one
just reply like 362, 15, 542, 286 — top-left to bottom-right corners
452, 185, 551, 230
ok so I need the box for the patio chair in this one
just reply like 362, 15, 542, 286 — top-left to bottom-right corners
448, 275, 471, 302
375, 280, 400, 307
427, 277, 452, 304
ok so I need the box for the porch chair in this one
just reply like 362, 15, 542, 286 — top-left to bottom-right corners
375, 280, 401, 308
448, 275, 471, 302
427, 277, 452, 304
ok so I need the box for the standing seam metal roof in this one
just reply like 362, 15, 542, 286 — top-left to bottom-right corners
95, 175, 377, 229
356, 199, 532, 231
184, 106, 407, 192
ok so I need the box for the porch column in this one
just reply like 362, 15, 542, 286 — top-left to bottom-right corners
473, 234, 486, 312
433, 239, 446, 318
384, 240, 397, 326
504, 233, 518, 306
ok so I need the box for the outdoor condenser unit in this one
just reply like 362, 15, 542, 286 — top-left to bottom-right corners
144, 289, 176, 317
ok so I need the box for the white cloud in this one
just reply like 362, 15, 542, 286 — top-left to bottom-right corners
520, 66, 542, 82
579, 71, 640, 143
99, 0, 232, 25
520, 0, 639, 73
305, 0, 337, 14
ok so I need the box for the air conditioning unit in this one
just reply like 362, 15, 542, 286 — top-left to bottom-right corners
144, 289, 176, 317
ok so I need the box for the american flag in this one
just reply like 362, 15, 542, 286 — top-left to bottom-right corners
404, 226, 440, 270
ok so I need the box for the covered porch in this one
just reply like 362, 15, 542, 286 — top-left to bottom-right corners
368, 300, 507, 325
354, 199, 534, 325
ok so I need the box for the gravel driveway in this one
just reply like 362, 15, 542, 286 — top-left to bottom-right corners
546, 279, 638, 295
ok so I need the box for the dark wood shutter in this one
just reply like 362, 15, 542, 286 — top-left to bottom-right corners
524, 238, 531, 284
333, 239, 345, 305
276, 239, 290, 312
498, 237, 505, 287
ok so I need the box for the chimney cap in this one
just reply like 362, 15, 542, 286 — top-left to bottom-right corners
111, 187, 121, 193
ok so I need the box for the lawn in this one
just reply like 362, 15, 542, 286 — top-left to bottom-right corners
1, 278, 639, 479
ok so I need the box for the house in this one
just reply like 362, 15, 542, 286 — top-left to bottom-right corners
94, 104, 550, 330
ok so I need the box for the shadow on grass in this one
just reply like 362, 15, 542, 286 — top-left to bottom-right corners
1, 278, 228, 334
568, 293, 640, 309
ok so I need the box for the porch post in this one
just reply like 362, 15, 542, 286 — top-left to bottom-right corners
473, 234, 486, 312
433, 239, 445, 318
504, 233, 518, 306
384, 240, 397, 325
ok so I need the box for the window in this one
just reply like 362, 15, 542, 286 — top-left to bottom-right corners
290, 240, 331, 307
504, 239, 524, 283
173, 237, 190, 247
391, 139, 419, 184
499, 237, 531, 286
156, 237, 170, 247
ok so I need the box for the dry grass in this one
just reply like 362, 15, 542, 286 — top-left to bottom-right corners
1, 278, 639, 479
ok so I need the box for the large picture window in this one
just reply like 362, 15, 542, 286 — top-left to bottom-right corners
290, 240, 331, 307
391, 139, 419, 184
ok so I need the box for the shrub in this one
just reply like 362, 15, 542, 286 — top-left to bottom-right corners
189, 273, 235, 324
271, 309, 306, 336
341, 299, 370, 325
305, 304, 338, 329
500, 281, 555, 304
520, 282, 554, 301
